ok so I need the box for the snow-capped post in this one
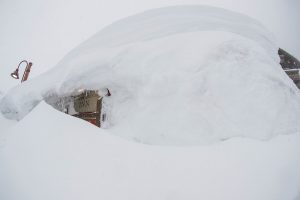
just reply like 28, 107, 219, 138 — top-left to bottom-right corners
10, 60, 33, 83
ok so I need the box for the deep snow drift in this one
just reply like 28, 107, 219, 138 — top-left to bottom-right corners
1, 101, 300, 200
1, 5, 300, 200
1, 5, 300, 145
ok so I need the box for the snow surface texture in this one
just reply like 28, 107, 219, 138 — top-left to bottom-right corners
1, 5, 300, 145
1, 102, 300, 200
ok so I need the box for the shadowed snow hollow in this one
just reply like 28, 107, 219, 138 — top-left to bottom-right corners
1, 5, 300, 145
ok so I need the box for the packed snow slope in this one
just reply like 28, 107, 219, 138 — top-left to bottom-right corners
1, 102, 300, 200
1, 5, 300, 145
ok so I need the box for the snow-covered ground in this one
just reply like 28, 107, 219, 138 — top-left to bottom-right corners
1, 102, 300, 200
1, 5, 300, 200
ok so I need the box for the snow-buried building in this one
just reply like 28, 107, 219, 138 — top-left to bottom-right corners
1, 5, 300, 145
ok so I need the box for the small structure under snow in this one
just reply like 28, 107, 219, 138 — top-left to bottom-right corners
279, 48, 300, 88
47, 89, 111, 127
1, 5, 300, 145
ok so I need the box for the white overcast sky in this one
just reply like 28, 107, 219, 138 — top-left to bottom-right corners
0, 0, 299, 93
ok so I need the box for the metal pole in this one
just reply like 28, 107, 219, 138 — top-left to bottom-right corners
21, 62, 32, 82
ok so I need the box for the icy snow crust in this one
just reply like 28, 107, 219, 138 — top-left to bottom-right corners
1, 5, 300, 145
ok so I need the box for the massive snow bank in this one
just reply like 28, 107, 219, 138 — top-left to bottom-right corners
1, 5, 300, 145
1, 101, 300, 200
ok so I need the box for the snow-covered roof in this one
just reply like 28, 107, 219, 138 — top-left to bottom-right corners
1, 5, 300, 145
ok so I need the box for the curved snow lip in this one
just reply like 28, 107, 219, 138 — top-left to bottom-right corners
65, 5, 277, 62
1, 5, 300, 145
77, 5, 276, 47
